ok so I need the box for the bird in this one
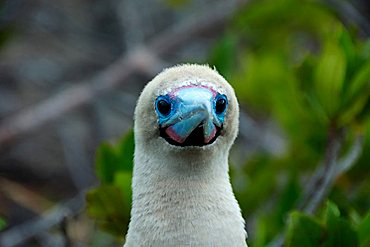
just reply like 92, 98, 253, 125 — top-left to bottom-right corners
124, 64, 247, 247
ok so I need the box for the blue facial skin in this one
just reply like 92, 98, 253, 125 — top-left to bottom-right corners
155, 87, 228, 145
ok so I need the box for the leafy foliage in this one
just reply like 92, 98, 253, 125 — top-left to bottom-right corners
0, 217, 6, 231
86, 130, 134, 238
286, 212, 325, 247
87, 0, 370, 246
286, 202, 363, 247
95, 130, 134, 184
209, 0, 370, 246
358, 212, 370, 246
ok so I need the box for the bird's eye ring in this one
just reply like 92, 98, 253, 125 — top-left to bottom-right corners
156, 97, 171, 116
215, 94, 228, 115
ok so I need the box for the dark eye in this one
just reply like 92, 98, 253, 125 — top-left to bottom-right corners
156, 99, 171, 116
215, 96, 227, 114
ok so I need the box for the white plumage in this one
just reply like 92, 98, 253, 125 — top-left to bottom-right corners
124, 64, 247, 247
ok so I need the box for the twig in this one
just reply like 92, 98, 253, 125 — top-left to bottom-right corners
0, 50, 154, 150
56, 120, 95, 191
298, 134, 364, 212
0, 192, 85, 247
302, 126, 342, 214
324, 0, 370, 36
0, 178, 52, 214
267, 132, 364, 247
60, 217, 72, 247
336, 135, 364, 175
0, 1, 245, 149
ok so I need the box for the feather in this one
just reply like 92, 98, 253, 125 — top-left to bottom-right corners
124, 64, 247, 247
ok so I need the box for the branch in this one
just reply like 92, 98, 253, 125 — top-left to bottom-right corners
336, 135, 364, 175
0, 192, 85, 247
267, 133, 364, 247
298, 134, 364, 212
0, 51, 143, 149
0, 0, 246, 149
0, 2, 250, 246
302, 127, 342, 214
324, 0, 370, 36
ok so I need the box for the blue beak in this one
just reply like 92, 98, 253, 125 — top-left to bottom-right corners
155, 86, 227, 146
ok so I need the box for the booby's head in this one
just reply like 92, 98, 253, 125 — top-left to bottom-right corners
134, 64, 239, 154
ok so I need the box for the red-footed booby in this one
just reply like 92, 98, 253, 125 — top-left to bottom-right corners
124, 64, 247, 246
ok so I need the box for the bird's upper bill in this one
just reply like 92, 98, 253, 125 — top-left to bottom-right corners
155, 84, 228, 147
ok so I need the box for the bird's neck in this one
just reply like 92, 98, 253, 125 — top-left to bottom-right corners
124, 145, 247, 246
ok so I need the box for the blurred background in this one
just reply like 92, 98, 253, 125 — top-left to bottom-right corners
0, 0, 369, 246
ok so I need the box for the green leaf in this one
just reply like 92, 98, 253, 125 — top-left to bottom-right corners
209, 34, 238, 78
95, 142, 119, 184
285, 211, 325, 247
358, 212, 370, 244
339, 61, 370, 125
325, 200, 341, 222
340, 94, 370, 127
324, 201, 359, 247
346, 62, 370, 105
354, 98, 370, 128
116, 129, 135, 172
325, 218, 358, 247
314, 40, 347, 117
254, 217, 268, 247
86, 185, 130, 237
361, 239, 370, 247
95, 129, 134, 184
89, 129, 134, 237
360, 39, 370, 59
275, 174, 300, 226
338, 28, 357, 78
0, 217, 6, 231
114, 172, 132, 205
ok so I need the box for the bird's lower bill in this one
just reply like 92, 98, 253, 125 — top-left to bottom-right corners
159, 125, 222, 147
